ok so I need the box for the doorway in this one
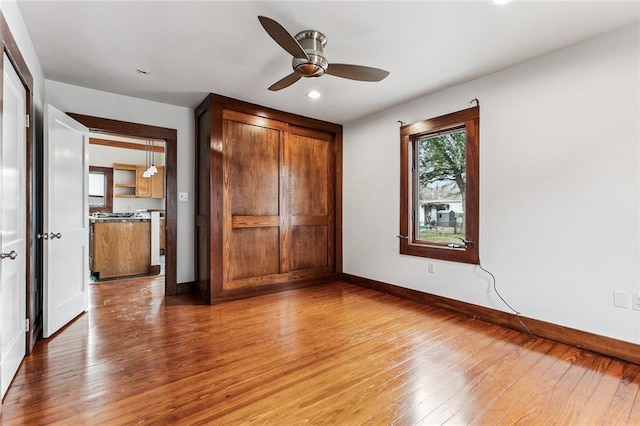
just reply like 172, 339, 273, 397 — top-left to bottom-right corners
68, 114, 178, 295
88, 134, 167, 283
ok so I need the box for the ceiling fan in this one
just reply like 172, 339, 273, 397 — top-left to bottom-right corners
258, 16, 390, 91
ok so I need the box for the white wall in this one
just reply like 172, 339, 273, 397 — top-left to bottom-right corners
343, 24, 640, 344
45, 80, 195, 284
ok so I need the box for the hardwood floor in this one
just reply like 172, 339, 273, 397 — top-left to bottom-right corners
2, 278, 640, 425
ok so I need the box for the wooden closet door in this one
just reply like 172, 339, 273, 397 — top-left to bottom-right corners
222, 110, 286, 289
286, 126, 335, 274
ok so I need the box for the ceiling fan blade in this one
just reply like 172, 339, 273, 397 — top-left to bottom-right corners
258, 16, 309, 60
268, 73, 302, 91
326, 63, 390, 82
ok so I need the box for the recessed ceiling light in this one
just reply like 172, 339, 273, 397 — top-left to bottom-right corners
488, 0, 512, 4
307, 90, 321, 99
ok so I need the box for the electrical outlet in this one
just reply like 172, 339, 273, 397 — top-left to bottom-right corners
428, 263, 435, 274
633, 293, 640, 311
178, 192, 189, 201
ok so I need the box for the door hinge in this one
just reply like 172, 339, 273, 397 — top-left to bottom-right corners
25, 114, 30, 128
25, 318, 30, 332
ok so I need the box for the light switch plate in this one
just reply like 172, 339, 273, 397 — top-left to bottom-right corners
613, 291, 631, 308
178, 192, 189, 201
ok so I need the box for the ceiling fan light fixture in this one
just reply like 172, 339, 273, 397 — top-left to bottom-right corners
258, 15, 389, 91
307, 90, 321, 99
292, 55, 328, 77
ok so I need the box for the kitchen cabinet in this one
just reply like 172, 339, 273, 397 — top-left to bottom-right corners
113, 163, 165, 198
135, 165, 165, 198
91, 220, 151, 280
194, 93, 343, 303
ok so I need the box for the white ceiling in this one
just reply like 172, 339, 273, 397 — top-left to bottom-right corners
17, 1, 640, 124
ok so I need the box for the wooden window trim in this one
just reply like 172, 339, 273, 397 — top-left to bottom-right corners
89, 166, 113, 213
399, 106, 479, 264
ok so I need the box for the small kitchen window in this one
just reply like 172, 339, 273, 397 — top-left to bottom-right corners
89, 166, 113, 213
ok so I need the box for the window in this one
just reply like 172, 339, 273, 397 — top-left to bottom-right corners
89, 166, 113, 213
399, 106, 479, 264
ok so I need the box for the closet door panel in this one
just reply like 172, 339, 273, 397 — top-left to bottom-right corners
290, 225, 328, 270
223, 111, 285, 287
289, 134, 329, 216
227, 121, 280, 216
228, 227, 280, 281
287, 128, 335, 273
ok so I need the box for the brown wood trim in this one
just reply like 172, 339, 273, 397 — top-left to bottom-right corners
0, 14, 33, 90
69, 113, 178, 296
176, 281, 195, 295
279, 124, 290, 275
290, 215, 329, 226
335, 132, 343, 274
209, 93, 342, 135
90, 137, 165, 153
231, 215, 279, 228
0, 11, 36, 357
210, 100, 225, 298
400, 106, 479, 137
225, 267, 334, 290
342, 273, 640, 365
112, 163, 138, 171
69, 113, 177, 141
194, 101, 213, 302
222, 109, 289, 131
213, 273, 341, 303
288, 124, 334, 141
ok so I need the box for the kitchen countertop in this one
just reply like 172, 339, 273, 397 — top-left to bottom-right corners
90, 217, 151, 223
90, 212, 154, 223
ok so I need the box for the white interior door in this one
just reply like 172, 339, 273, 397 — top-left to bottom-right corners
43, 104, 89, 338
1, 53, 27, 399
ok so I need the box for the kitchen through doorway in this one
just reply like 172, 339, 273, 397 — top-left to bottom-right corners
88, 134, 166, 284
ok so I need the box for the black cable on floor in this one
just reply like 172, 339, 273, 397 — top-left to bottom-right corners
457, 238, 536, 340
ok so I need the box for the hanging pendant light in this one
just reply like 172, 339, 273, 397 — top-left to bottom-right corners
143, 138, 152, 178
148, 139, 158, 175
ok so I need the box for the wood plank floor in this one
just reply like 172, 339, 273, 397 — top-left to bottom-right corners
2, 278, 640, 425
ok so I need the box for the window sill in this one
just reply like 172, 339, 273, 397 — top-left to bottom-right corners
399, 241, 479, 264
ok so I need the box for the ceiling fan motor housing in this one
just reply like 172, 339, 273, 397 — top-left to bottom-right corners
292, 30, 328, 77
